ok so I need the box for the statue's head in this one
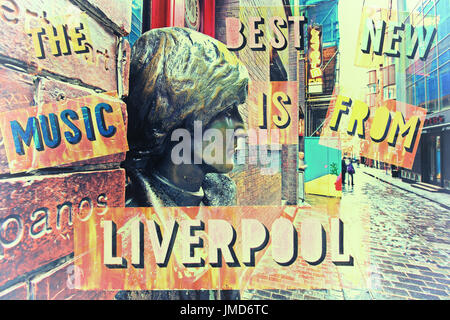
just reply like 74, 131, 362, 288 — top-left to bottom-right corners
299, 152, 304, 161
127, 27, 249, 173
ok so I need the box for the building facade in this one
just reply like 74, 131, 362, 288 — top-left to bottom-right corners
396, 0, 450, 190
0, 0, 133, 300
301, 0, 340, 137
365, 56, 397, 170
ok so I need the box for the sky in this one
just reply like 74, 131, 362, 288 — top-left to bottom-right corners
338, 0, 368, 100
337, 0, 400, 101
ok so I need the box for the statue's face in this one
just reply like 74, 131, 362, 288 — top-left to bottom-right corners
198, 105, 245, 173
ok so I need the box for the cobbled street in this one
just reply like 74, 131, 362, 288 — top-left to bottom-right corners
245, 168, 450, 300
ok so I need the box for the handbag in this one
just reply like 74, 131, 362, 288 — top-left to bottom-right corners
347, 163, 355, 174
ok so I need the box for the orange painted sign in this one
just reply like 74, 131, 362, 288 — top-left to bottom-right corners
26, 13, 92, 60
248, 81, 298, 145
307, 25, 323, 94
0, 93, 128, 173
73, 205, 368, 290
320, 95, 426, 169
355, 7, 437, 69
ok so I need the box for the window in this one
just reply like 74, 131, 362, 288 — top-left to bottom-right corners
438, 48, 449, 68
426, 70, 438, 111
423, 0, 434, 16
416, 77, 426, 108
383, 85, 396, 100
415, 58, 425, 74
368, 70, 377, 85
437, 35, 449, 56
407, 84, 415, 105
439, 61, 450, 109
436, 0, 449, 41
425, 56, 438, 74
383, 64, 395, 86
398, 0, 449, 112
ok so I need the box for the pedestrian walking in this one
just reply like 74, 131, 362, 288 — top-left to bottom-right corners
298, 152, 307, 171
341, 157, 347, 186
347, 159, 355, 186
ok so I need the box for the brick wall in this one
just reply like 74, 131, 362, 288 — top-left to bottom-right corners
280, 19, 300, 205
298, 58, 306, 114
0, 0, 131, 300
230, 146, 282, 206
216, 0, 302, 206
281, 144, 298, 204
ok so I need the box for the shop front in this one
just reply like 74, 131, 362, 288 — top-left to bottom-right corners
420, 109, 450, 189
401, 109, 450, 190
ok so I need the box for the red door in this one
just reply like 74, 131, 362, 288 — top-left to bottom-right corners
149, 0, 215, 38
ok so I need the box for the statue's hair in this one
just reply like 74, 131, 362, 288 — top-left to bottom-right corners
127, 27, 249, 156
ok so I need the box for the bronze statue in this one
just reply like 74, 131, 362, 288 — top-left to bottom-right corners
125, 27, 249, 208
118, 27, 249, 300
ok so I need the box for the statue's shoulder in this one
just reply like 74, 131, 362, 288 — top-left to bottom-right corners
125, 168, 177, 207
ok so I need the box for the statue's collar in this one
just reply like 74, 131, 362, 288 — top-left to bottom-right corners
151, 170, 205, 200
126, 167, 236, 208
128, 168, 204, 207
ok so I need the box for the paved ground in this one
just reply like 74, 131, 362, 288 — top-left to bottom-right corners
244, 168, 450, 300
361, 166, 450, 209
